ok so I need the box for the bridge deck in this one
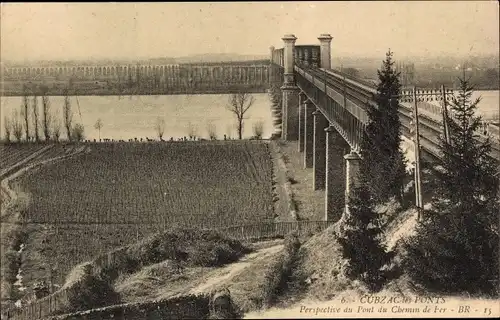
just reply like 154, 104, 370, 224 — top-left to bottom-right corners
292, 64, 499, 161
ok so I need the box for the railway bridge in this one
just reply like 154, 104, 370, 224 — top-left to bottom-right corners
270, 33, 500, 222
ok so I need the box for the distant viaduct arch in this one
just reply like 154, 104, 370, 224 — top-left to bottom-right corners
2, 63, 270, 86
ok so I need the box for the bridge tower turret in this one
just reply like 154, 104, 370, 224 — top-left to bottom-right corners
318, 34, 333, 70
281, 34, 300, 141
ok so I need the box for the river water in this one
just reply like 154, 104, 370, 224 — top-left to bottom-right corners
0, 93, 275, 141
0, 90, 497, 141
462, 90, 498, 121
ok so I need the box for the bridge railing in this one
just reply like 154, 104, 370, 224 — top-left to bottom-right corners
271, 46, 322, 70
296, 66, 371, 123
272, 48, 284, 68
316, 68, 500, 140
295, 65, 367, 150
295, 64, 499, 160
327, 68, 378, 92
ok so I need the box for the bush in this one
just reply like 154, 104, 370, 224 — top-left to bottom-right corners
3, 250, 19, 284
2, 227, 28, 302
33, 280, 51, 299
71, 123, 85, 142
252, 121, 264, 140
90, 228, 250, 284
62, 264, 121, 314
401, 213, 499, 296
187, 236, 249, 267
284, 232, 300, 254
100, 252, 141, 283
261, 233, 301, 307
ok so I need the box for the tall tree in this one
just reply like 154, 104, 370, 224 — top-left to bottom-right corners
32, 95, 40, 142
42, 91, 52, 141
52, 117, 61, 142
186, 122, 197, 140
206, 121, 217, 140
402, 75, 499, 296
360, 49, 407, 204
94, 119, 103, 141
268, 83, 282, 133
155, 117, 165, 141
226, 92, 255, 140
4, 115, 12, 143
22, 87, 30, 141
63, 88, 73, 141
337, 180, 394, 292
12, 110, 23, 143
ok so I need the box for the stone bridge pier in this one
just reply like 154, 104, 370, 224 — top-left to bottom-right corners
276, 33, 362, 222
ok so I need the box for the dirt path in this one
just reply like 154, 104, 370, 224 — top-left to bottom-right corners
0, 145, 54, 179
189, 243, 284, 295
1, 145, 90, 216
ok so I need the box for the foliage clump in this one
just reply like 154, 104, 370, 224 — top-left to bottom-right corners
402, 75, 499, 297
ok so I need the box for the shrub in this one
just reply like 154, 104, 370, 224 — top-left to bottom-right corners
62, 264, 121, 314
252, 121, 264, 140
32, 280, 51, 299
91, 228, 249, 284
284, 232, 300, 254
100, 252, 141, 283
3, 250, 19, 284
187, 235, 249, 267
71, 123, 85, 142
261, 233, 301, 308
2, 227, 28, 302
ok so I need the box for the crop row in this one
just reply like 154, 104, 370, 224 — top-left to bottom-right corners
13, 141, 275, 292
16, 141, 274, 224
0, 143, 47, 169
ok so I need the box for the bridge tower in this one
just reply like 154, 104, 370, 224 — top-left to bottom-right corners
273, 32, 499, 224
281, 35, 300, 141
318, 34, 333, 69
278, 32, 363, 223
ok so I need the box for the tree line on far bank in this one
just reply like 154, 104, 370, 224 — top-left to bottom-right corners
3, 85, 85, 144
2, 89, 265, 144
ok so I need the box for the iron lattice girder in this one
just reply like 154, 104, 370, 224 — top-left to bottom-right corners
273, 62, 498, 161
295, 66, 365, 151
397, 88, 454, 103
294, 65, 448, 160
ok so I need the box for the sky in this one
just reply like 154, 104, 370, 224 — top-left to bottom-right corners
1, 1, 498, 62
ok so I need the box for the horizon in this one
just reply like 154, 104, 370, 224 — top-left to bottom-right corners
2, 51, 498, 66
1, 2, 498, 63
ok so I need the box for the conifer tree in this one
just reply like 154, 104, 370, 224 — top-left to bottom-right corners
402, 75, 499, 296
360, 50, 407, 204
337, 173, 394, 292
